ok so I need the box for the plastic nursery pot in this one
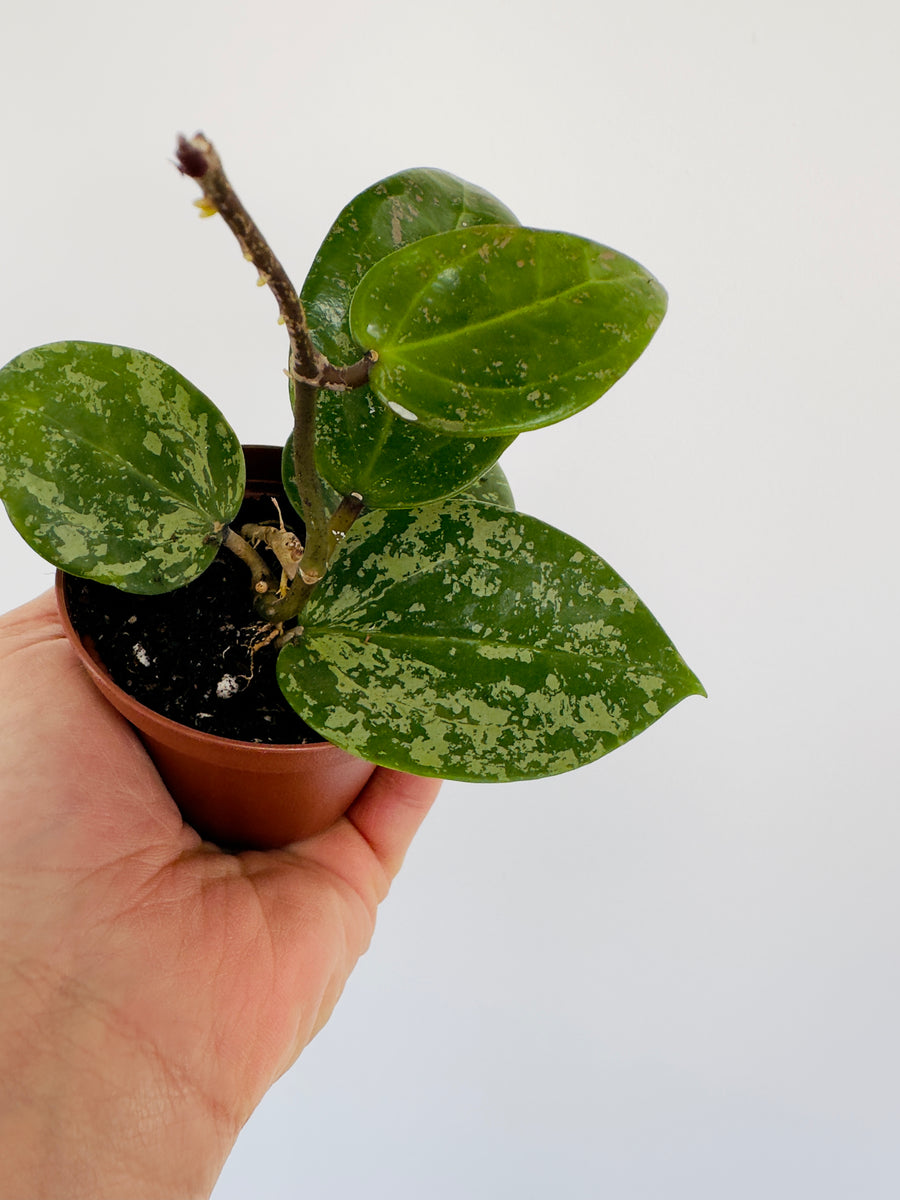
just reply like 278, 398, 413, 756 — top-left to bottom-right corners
55, 445, 376, 851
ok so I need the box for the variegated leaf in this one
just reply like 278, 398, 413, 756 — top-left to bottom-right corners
277, 501, 703, 782
0, 342, 244, 593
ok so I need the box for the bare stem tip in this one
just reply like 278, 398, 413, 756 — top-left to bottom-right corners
175, 133, 210, 179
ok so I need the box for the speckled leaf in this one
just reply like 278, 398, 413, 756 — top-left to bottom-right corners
349, 226, 667, 436
304, 168, 518, 366
456, 460, 515, 509
301, 168, 517, 508
282, 437, 513, 522
277, 501, 703, 782
0, 342, 244, 594
309, 387, 513, 510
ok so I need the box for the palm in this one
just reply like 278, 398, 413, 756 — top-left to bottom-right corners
0, 593, 438, 1197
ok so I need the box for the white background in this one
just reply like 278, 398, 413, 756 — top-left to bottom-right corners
2, 1, 898, 1196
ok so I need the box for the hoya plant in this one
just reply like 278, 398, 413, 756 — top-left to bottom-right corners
0, 134, 703, 783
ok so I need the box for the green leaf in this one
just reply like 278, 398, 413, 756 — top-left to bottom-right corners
277, 501, 703, 782
456, 460, 515, 509
301, 169, 517, 508
0, 342, 244, 594
349, 226, 667, 436
282, 437, 513, 530
304, 168, 519, 367
310, 388, 514, 509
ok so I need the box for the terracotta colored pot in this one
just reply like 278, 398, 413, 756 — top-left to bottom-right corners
55, 445, 376, 851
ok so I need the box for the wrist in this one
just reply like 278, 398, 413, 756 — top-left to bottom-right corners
0, 1084, 228, 1200
0, 980, 233, 1200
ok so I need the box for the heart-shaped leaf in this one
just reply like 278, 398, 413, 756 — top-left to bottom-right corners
0, 342, 244, 593
277, 501, 703, 782
349, 226, 667, 436
301, 168, 517, 507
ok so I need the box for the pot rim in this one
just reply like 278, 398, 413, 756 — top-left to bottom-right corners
53, 443, 336, 760
55, 571, 337, 757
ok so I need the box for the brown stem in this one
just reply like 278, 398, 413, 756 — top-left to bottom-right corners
239, 522, 304, 582
327, 491, 365, 559
175, 133, 376, 584
316, 351, 378, 392
175, 134, 319, 378
253, 492, 366, 625
255, 574, 316, 625
290, 379, 328, 583
221, 528, 275, 594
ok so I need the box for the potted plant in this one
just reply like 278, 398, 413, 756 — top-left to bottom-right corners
0, 134, 704, 847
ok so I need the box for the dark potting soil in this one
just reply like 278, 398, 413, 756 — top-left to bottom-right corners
64, 496, 325, 745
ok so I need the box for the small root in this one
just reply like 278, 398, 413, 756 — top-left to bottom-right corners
248, 622, 283, 655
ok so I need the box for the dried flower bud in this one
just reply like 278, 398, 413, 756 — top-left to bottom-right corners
175, 135, 210, 179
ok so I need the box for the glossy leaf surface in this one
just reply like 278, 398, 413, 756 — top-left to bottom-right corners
282, 437, 513, 520
301, 169, 517, 507
0, 342, 244, 593
350, 226, 667, 435
456, 460, 515, 509
310, 386, 514, 510
277, 501, 703, 782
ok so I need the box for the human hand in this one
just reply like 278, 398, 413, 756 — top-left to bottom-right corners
0, 591, 440, 1200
